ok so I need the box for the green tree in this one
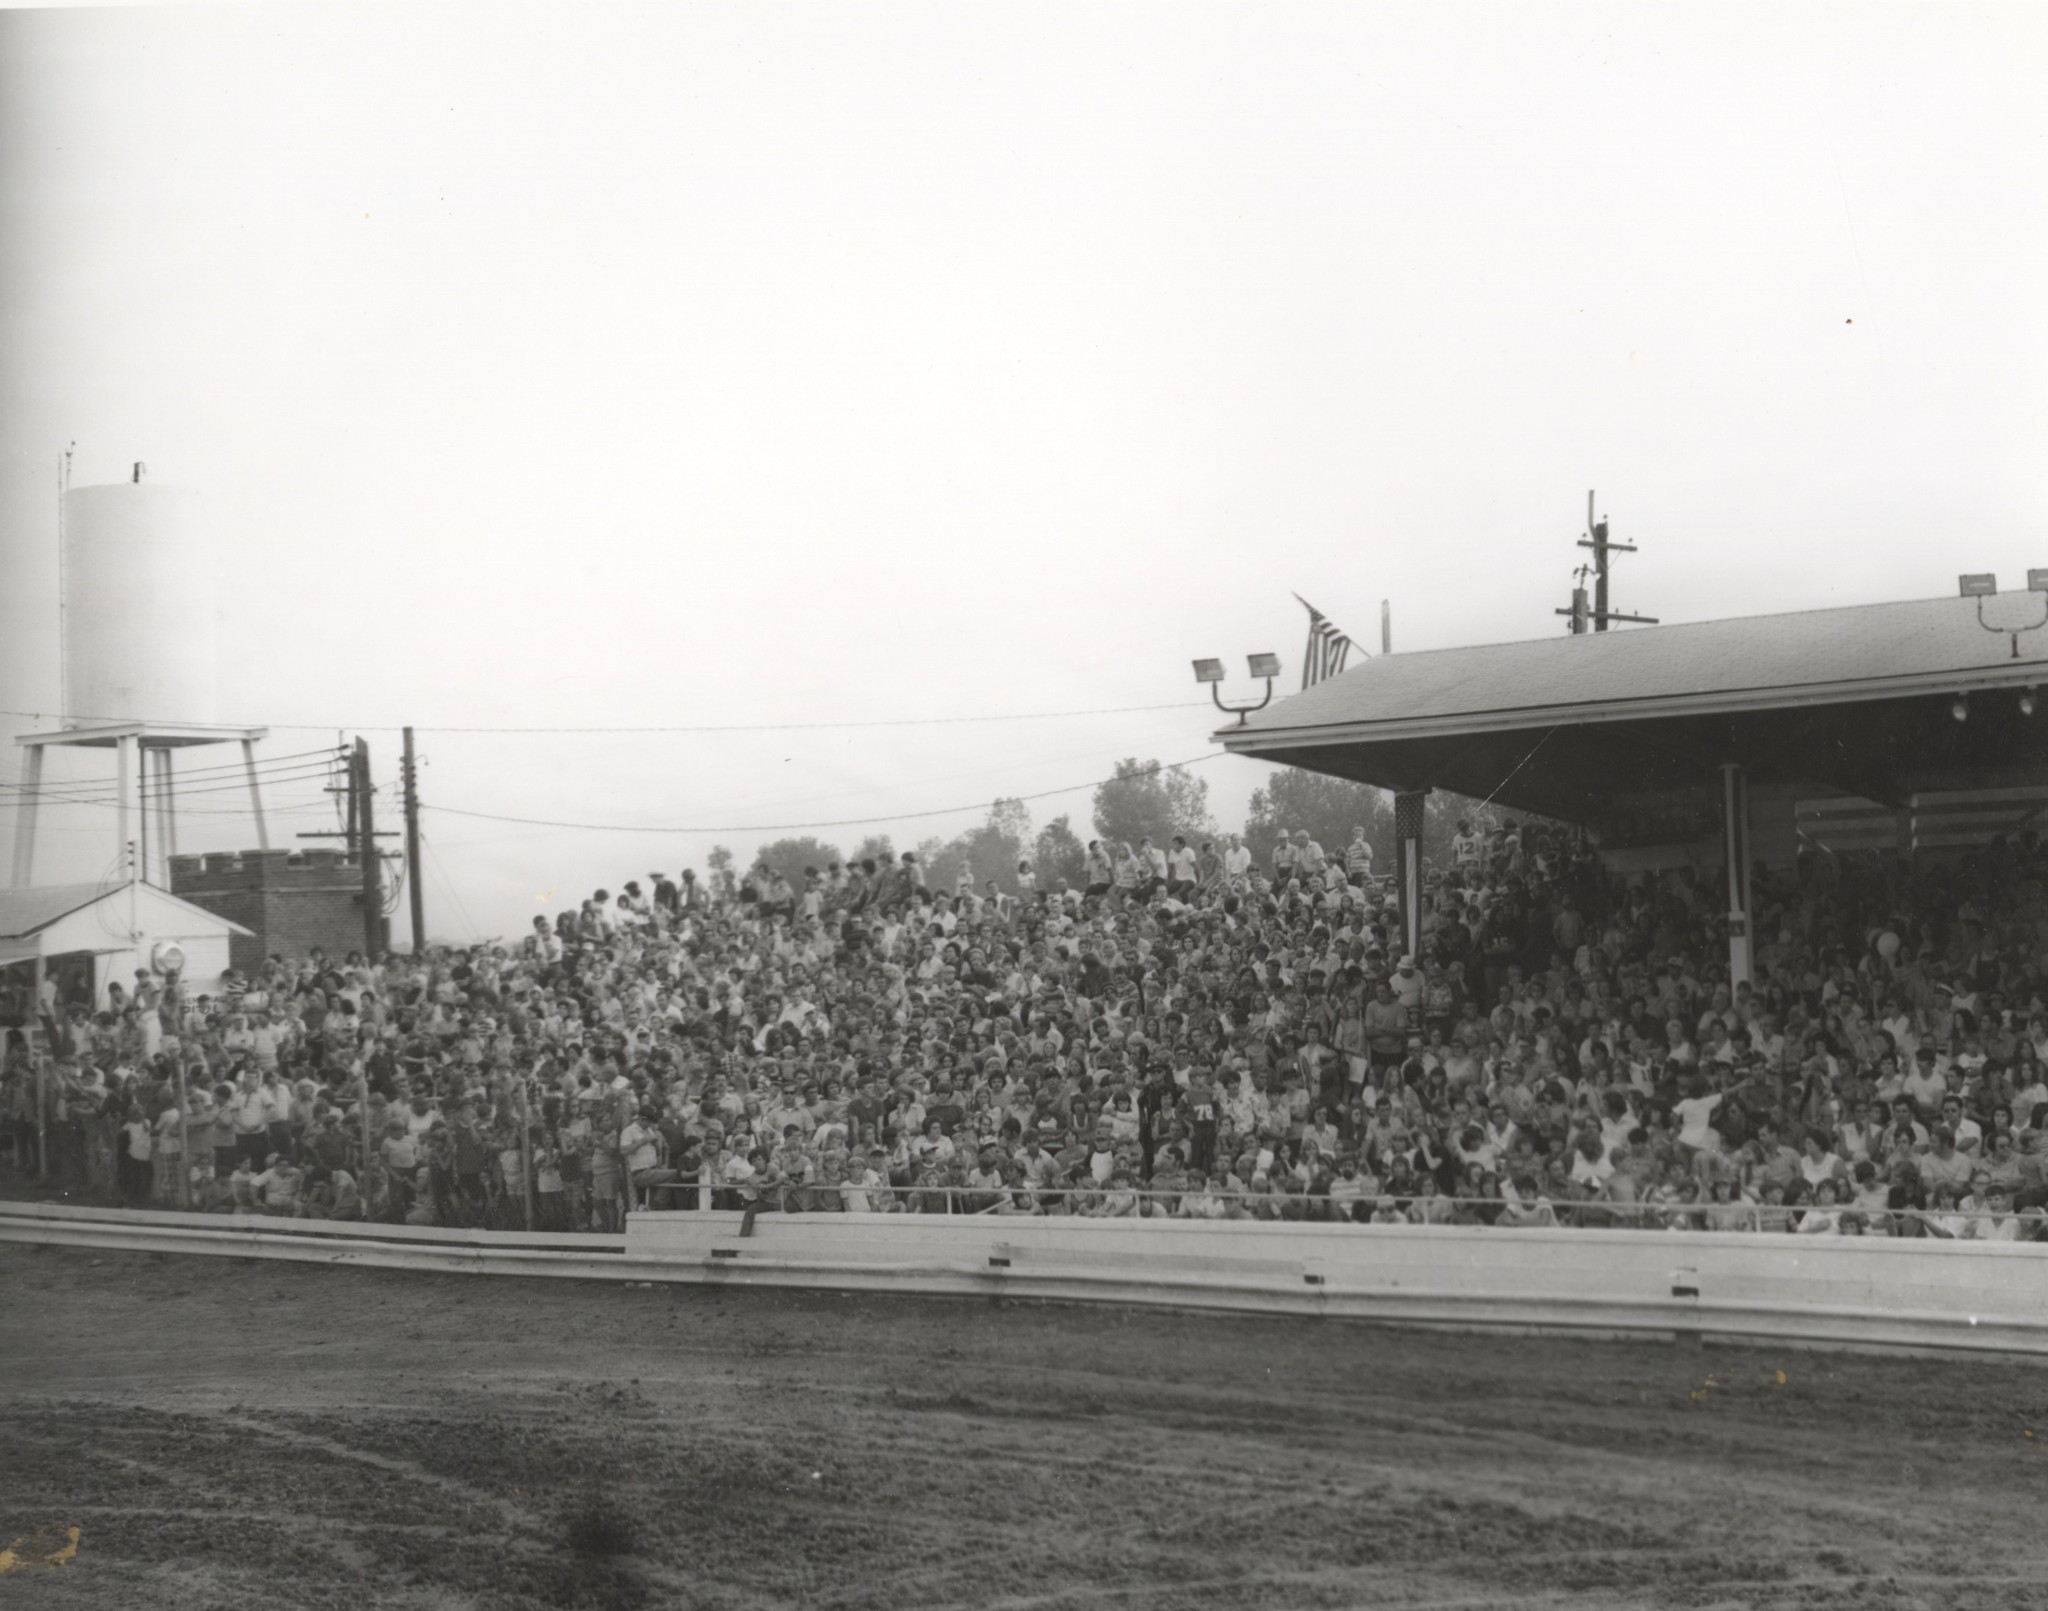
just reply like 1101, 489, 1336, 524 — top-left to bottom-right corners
754, 835, 843, 890
1032, 813, 1088, 890
955, 797, 1032, 894
912, 834, 959, 894
1092, 759, 1214, 851
849, 834, 896, 869
914, 799, 1034, 897
1243, 768, 1503, 876
1244, 770, 1392, 872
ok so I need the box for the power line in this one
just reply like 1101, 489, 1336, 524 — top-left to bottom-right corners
421, 836, 482, 941
0, 700, 1208, 735
0, 743, 342, 781
419, 752, 1226, 836
0, 762, 344, 808
0, 759, 341, 798
0, 751, 345, 799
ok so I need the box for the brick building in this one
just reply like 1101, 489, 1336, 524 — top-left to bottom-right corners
168, 848, 386, 973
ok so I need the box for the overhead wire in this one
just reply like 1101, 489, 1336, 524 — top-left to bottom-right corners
420, 835, 481, 941
0, 758, 343, 796
419, 751, 1228, 836
0, 764, 347, 810
0, 756, 347, 806
0, 744, 344, 790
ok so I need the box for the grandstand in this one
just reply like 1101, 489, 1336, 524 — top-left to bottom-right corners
5, 586, 2047, 1280
1221, 590, 2048, 978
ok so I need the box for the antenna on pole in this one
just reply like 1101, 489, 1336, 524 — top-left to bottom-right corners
1559, 489, 1658, 631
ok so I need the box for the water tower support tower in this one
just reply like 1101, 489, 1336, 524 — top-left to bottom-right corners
10, 722, 270, 889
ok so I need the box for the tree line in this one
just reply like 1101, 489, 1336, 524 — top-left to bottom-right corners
706, 758, 1511, 900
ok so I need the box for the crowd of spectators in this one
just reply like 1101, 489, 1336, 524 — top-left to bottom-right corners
6, 817, 2048, 1242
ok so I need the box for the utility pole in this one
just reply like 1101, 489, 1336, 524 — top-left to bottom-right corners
402, 727, 426, 954
298, 739, 398, 940
356, 738, 382, 962
342, 738, 358, 848
1560, 490, 1658, 632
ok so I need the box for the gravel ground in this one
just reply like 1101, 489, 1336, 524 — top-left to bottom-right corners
3, 1242, 2047, 1610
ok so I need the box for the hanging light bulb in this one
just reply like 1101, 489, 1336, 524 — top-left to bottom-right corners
2022, 687, 2038, 717
1952, 696, 1969, 722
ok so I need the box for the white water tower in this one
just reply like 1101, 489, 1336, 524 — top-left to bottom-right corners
11, 459, 271, 899
62, 462, 219, 725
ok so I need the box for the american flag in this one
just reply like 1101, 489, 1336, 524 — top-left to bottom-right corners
1295, 595, 1355, 689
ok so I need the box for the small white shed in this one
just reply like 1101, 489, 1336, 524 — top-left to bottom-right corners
0, 881, 252, 1017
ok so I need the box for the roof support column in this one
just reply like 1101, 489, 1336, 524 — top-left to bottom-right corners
1721, 762, 1752, 989
1395, 789, 1430, 963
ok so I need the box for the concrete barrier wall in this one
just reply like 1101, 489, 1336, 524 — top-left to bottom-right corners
629, 1211, 2048, 1354
6, 1201, 2047, 1356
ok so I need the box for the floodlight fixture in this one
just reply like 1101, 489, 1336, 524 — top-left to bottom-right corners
1199, 650, 1279, 726
1959, 574, 1998, 598
1974, 588, 2048, 658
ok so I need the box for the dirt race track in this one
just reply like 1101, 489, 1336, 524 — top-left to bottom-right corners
3, 1244, 2047, 1611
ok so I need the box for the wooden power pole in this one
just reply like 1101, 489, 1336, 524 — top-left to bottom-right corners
1561, 490, 1658, 633
402, 727, 426, 954
298, 737, 396, 957
356, 738, 382, 961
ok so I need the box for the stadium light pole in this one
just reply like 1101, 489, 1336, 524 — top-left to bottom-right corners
1195, 654, 1281, 725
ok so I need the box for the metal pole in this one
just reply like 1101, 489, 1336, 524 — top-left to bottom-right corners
241, 739, 270, 850
173, 1044, 192, 1210
161, 750, 177, 863
11, 746, 43, 887
403, 727, 426, 954
1723, 762, 1752, 988
359, 1061, 375, 1208
518, 1075, 536, 1232
138, 747, 148, 887
1394, 790, 1428, 962
35, 1055, 49, 1183
117, 734, 135, 891
356, 738, 382, 962
1380, 600, 1391, 655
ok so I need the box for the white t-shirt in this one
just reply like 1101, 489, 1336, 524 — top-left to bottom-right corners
1673, 1092, 1723, 1150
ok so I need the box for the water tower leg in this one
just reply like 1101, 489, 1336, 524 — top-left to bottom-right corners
162, 751, 178, 859
241, 740, 269, 850
9, 748, 41, 886
117, 735, 135, 881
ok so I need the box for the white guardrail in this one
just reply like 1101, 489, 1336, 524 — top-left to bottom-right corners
5, 1200, 2048, 1355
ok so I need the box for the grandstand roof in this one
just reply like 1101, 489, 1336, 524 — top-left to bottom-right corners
1219, 592, 2048, 825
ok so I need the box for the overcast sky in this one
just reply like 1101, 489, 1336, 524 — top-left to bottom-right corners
3, 0, 2045, 943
